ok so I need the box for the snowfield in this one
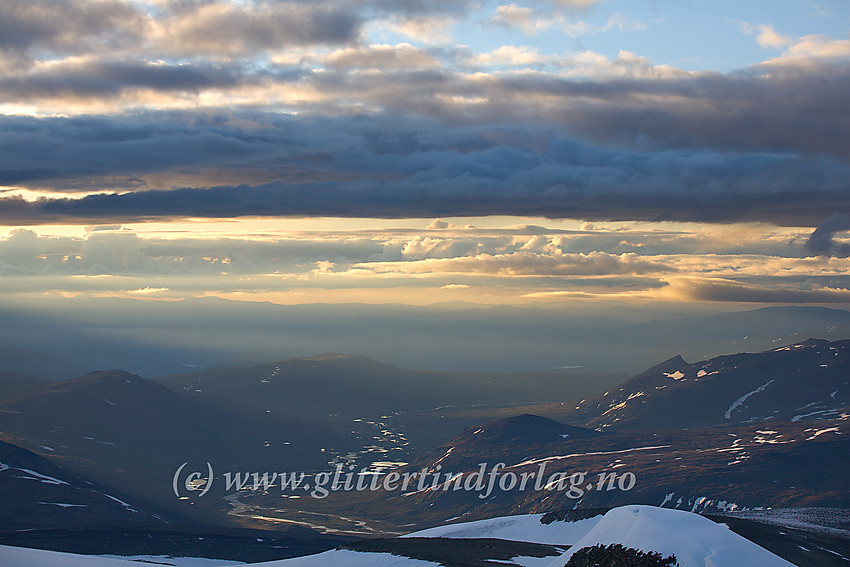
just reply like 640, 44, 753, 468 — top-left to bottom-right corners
0, 505, 797, 567
552, 505, 796, 567
248, 549, 438, 566
0, 546, 439, 567
403, 512, 603, 545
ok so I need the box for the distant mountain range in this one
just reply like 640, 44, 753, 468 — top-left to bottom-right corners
3, 299, 850, 376
157, 353, 621, 420
155, 353, 624, 452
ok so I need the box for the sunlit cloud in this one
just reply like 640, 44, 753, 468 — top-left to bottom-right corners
356, 250, 674, 276
737, 22, 793, 49
0, 218, 844, 308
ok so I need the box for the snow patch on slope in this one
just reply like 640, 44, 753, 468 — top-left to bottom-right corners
4, 466, 69, 486
724, 380, 774, 420
104, 494, 137, 513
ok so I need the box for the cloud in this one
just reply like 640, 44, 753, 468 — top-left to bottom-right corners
470, 45, 553, 66
756, 25, 793, 48
747, 29, 850, 65
360, 0, 479, 42
667, 277, 850, 303
524, 61, 850, 159
805, 214, 850, 257
365, 0, 479, 18
0, 229, 384, 276
781, 35, 850, 60
0, 112, 348, 191
155, 2, 362, 56
0, 110, 848, 226
8, 52, 847, 162
0, 0, 488, 64
490, 5, 540, 36
0, 0, 145, 56
357, 250, 674, 276
322, 43, 440, 70
384, 15, 456, 43
0, 0, 366, 62
0, 3, 848, 229
738, 22, 792, 49
0, 58, 272, 102
489, 4, 636, 38
1, 222, 846, 307
130, 286, 170, 294
1, 15, 849, 164
551, 0, 605, 9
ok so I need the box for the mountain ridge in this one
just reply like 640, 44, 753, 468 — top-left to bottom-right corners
573, 337, 850, 430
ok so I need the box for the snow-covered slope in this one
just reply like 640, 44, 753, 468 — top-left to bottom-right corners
2, 545, 155, 567
403, 512, 602, 545
0, 545, 439, 567
0, 547, 251, 567
250, 549, 438, 566
552, 505, 796, 567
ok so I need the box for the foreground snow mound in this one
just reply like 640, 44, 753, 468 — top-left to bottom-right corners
0, 545, 438, 567
551, 505, 795, 567
1, 545, 143, 567
249, 549, 438, 566
403, 512, 603, 545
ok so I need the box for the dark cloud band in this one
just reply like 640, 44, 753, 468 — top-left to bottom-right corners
0, 180, 844, 227
0, 111, 847, 226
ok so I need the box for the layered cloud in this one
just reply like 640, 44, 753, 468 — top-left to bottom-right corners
0, 1, 847, 310
0, 0, 477, 60
1, 221, 846, 307
0, 2, 848, 227
358, 250, 674, 276
1, 108, 848, 226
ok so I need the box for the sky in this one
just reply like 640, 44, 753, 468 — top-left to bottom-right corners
0, 0, 849, 311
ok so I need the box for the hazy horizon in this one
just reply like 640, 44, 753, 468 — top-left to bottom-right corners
2, 294, 849, 379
